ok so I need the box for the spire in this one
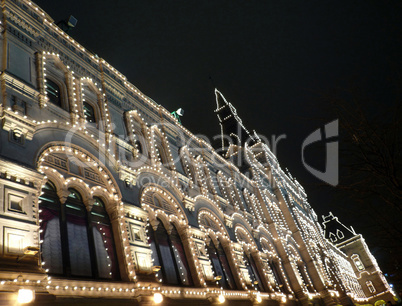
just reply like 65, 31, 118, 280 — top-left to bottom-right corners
214, 89, 254, 154
215, 88, 227, 111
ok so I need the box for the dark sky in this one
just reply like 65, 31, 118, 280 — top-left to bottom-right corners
35, 0, 401, 280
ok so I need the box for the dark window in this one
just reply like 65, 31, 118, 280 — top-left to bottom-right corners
270, 260, 290, 293
207, 240, 231, 289
45, 78, 61, 107
148, 220, 192, 286
83, 102, 96, 123
245, 252, 266, 291
39, 183, 119, 280
170, 226, 193, 286
135, 140, 142, 155
206, 239, 237, 290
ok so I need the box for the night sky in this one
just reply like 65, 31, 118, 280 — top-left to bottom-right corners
35, 0, 402, 284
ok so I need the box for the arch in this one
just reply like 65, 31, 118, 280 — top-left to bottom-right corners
234, 224, 268, 292
258, 229, 291, 293
197, 209, 229, 240
146, 218, 194, 286
43, 55, 71, 112
234, 225, 256, 249
80, 77, 114, 133
216, 171, 233, 206
36, 142, 122, 200
38, 180, 120, 280
140, 183, 188, 229
197, 209, 239, 290
150, 125, 174, 169
179, 146, 199, 187
194, 195, 225, 223
232, 213, 254, 240
260, 237, 278, 258
286, 243, 314, 293
124, 110, 150, 161
136, 169, 185, 206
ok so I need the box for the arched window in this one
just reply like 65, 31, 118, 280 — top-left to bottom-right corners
38, 182, 63, 274
170, 226, 193, 286
45, 78, 61, 107
207, 239, 237, 290
91, 197, 119, 278
39, 183, 119, 280
270, 260, 290, 293
243, 251, 265, 291
135, 140, 143, 155
148, 220, 193, 286
203, 166, 215, 194
83, 102, 96, 123
65, 188, 92, 277
351, 254, 365, 271
217, 175, 233, 207
156, 144, 168, 167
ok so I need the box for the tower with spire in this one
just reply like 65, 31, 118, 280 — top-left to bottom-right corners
322, 212, 394, 301
214, 89, 255, 155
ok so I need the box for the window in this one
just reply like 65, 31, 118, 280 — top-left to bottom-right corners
352, 254, 365, 271
244, 251, 265, 291
135, 140, 142, 155
148, 220, 193, 286
366, 280, 376, 293
83, 102, 96, 123
207, 239, 237, 290
203, 167, 215, 194
269, 260, 290, 293
39, 182, 119, 280
45, 78, 61, 107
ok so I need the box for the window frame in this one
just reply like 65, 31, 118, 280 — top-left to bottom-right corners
39, 183, 120, 280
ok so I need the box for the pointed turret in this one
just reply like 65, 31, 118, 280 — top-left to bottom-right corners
214, 89, 255, 154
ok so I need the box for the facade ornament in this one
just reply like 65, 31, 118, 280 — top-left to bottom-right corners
57, 189, 71, 204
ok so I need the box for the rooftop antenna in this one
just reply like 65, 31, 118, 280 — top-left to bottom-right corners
57, 15, 78, 33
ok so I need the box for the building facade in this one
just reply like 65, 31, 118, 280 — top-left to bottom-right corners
0, 0, 395, 305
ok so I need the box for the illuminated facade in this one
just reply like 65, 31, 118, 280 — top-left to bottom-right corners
0, 0, 395, 305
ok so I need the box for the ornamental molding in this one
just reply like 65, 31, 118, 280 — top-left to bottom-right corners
4, 9, 40, 37
0, 159, 44, 188
118, 167, 137, 186
2, 72, 40, 100
183, 196, 195, 211
224, 214, 233, 228
2, 109, 36, 141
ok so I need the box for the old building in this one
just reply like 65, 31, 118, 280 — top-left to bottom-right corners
0, 0, 395, 305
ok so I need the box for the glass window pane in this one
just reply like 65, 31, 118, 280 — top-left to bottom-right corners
45, 79, 61, 107
40, 206, 63, 274
170, 226, 193, 286
217, 243, 237, 290
39, 181, 63, 275
83, 102, 96, 123
67, 213, 92, 277
155, 223, 179, 285
208, 241, 230, 289
66, 196, 92, 277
